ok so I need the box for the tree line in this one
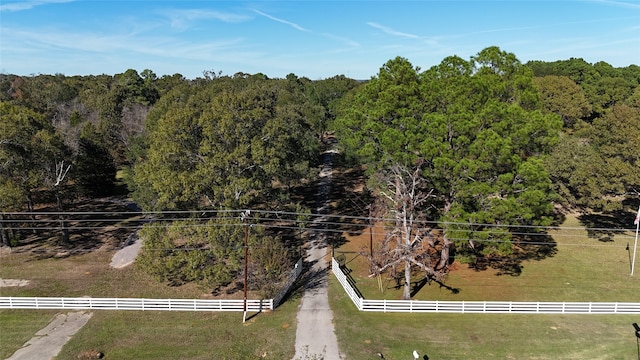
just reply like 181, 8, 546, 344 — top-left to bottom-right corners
1, 46, 638, 297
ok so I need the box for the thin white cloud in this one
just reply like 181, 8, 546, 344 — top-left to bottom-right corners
0, 0, 74, 12
367, 22, 418, 39
159, 8, 250, 29
252, 9, 310, 32
321, 33, 360, 48
587, 0, 640, 9
1, 24, 247, 60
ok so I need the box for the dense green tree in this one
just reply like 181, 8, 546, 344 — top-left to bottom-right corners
545, 132, 610, 211
421, 48, 560, 258
533, 75, 591, 127
336, 56, 425, 170
75, 137, 117, 197
12, 74, 79, 117
0, 101, 71, 242
137, 214, 293, 292
335, 48, 562, 278
137, 217, 245, 288
0, 177, 23, 246
131, 75, 318, 289
302, 74, 362, 137
155, 73, 188, 96
0, 102, 64, 207
546, 88, 640, 212
527, 58, 600, 86
0, 74, 15, 102
528, 59, 639, 120
590, 102, 640, 201
247, 230, 293, 297
131, 76, 317, 211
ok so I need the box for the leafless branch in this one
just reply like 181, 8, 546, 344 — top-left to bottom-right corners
54, 161, 71, 187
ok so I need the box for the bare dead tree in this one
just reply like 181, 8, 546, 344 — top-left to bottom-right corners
365, 162, 449, 300
119, 103, 149, 151
53, 160, 71, 243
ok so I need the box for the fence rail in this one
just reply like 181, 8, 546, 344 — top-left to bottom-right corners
331, 258, 640, 314
0, 297, 272, 312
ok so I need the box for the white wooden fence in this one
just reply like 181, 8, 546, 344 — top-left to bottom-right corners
0, 258, 303, 313
0, 297, 271, 312
331, 257, 640, 314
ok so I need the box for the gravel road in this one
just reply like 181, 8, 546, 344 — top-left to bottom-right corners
293, 148, 344, 360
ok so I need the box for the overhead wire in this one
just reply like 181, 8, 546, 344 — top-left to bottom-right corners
2, 208, 637, 248
3, 207, 638, 232
3, 210, 638, 290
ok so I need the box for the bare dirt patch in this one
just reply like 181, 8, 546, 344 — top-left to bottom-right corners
110, 234, 142, 269
0, 278, 31, 287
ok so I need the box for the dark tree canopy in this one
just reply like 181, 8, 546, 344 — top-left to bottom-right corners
335, 47, 562, 269
129, 75, 319, 211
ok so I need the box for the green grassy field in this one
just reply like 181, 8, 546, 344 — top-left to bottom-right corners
55, 299, 299, 360
0, 310, 60, 359
329, 213, 640, 359
329, 276, 638, 359
1, 303, 299, 360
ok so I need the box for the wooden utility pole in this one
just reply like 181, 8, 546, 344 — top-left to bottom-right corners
243, 224, 249, 322
241, 210, 250, 323
631, 205, 640, 276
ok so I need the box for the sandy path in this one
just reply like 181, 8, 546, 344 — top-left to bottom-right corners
110, 230, 142, 268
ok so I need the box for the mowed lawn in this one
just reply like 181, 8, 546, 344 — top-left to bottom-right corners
330, 279, 637, 360
330, 213, 640, 359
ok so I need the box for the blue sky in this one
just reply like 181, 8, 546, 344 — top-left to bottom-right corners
1, 0, 639, 80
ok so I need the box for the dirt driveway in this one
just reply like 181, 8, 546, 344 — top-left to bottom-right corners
6, 311, 93, 360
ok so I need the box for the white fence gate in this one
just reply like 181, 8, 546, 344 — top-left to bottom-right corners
273, 258, 303, 307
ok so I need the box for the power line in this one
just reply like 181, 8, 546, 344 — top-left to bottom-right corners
3, 208, 638, 231
2, 209, 637, 249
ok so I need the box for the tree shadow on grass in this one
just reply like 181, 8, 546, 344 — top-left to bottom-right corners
8, 195, 144, 260
578, 209, 636, 242
324, 161, 374, 250
410, 275, 460, 298
470, 232, 557, 276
